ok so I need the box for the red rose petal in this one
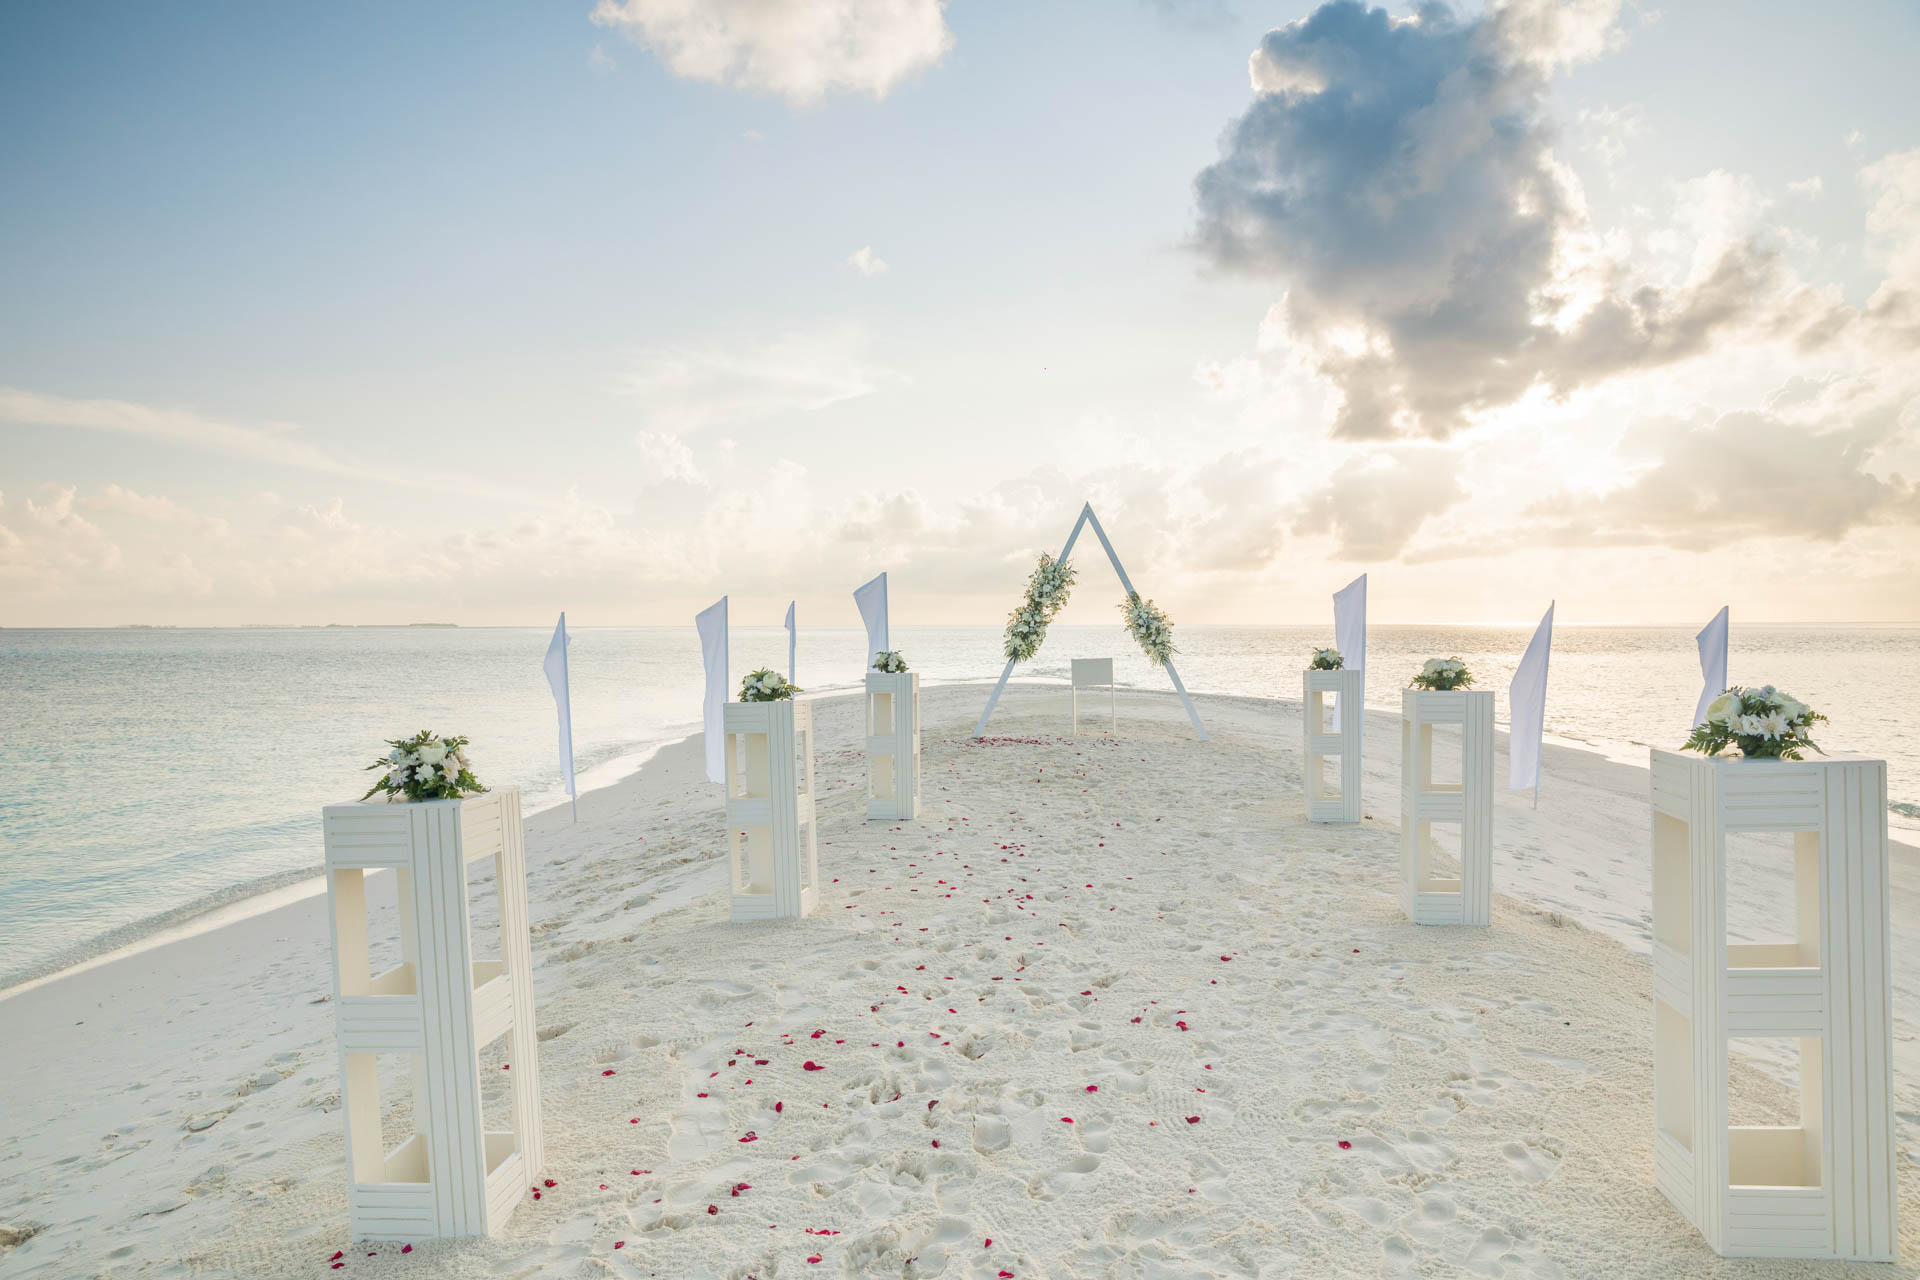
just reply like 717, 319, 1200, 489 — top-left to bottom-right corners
803, 1061, 823, 1071
708, 1204, 718, 1215
1338, 1140, 1352, 1150
1185, 1115, 1201, 1124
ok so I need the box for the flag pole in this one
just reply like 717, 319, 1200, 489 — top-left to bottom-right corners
560, 612, 577, 824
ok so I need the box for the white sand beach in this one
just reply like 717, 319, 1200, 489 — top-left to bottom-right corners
5, 684, 1918, 1278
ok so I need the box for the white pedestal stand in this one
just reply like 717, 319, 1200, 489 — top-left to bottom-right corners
1304, 668, 1363, 823
865, 671, 920, 821
1649, 750, 1895, 1260
724, 699, 818, 920
1399, 689, 1493, 926
321, 787, 543, 1241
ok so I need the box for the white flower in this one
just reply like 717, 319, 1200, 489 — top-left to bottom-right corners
1759, 711, 1790, 739
388, 766, 409, 785
1704, 691, 1741, 724
419, 741, 448, 767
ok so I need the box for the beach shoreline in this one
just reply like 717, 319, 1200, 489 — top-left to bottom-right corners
10, 675, 1887, 1006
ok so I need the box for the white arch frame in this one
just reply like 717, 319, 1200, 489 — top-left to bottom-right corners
973, 502, 1208, 741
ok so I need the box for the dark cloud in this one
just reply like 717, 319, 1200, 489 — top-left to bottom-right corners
1192, 1, 1810, 440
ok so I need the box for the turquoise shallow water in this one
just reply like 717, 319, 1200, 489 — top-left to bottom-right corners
2, 623, 1915, 987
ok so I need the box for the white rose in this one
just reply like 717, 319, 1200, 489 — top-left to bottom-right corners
419, 741, 448, 767
1704, 691, 1741, 724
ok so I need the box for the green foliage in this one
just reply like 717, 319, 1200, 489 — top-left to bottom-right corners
1120, 591, 1175, 665
1004, 554, 1077, 662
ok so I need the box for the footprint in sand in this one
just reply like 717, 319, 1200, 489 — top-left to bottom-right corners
1027, 1153, 1099, 1200
1075, 1117, 1112, 1153
1500, 1139, 1562, 1184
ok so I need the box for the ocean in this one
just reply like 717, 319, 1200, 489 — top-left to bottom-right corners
3, 623, 1916, 989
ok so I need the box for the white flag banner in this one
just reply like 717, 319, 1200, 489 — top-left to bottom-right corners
543, 612, 577, 817
1509, 602, 1554, 794
696, 596, 728, 784
1330, 573, 1367, 734
853, 572, 889, 665
1694, 605, 1729, 728
785, 601, 797, 684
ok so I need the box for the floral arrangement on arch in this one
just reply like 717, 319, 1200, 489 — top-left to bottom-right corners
363, 731, 486, 802
1120, 591, 1175, 665
1409, 657, 1473, 691
872, 651, 909, 674
1309, 647, 1343, 671
739, 668, 802, 702
1004, 553, 1077, 662
1685, 686, 1827, 760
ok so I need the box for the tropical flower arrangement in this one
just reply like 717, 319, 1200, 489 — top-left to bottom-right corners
872, 650, 909, 674
1684, 686, 1827, 760
1004, 553, 1077, 662
1309, 647, 1344, 671
362, 730, 486, 802
739, 668, 802, 702
1409, 657, 1473, 691
1120, 591, 1175, 665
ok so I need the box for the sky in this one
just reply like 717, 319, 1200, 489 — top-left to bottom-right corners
2, 0, 1918, 629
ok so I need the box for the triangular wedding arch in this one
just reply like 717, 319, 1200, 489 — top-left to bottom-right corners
973, 502, 1209, 741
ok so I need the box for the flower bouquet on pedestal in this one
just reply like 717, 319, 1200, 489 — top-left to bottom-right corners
1685, 686, 1826, 760
1409, 658, 1472, 691
739, 669, 802, 702
362, 731, 486, 802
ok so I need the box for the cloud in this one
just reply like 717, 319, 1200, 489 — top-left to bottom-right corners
844, 245, 889, 276
1191, 0, 1812, 441
634, 429, 707, 484
1290, 447, 1464, 559
0, 386, 370, 479
614, 331, 895, 432
1787, 176, 1823, 199
1520, 404, 1920, 552
0, 385, 522, 500
1860, 147, 1920, 341
588, 42, 616, 73
1401, 374, 1920, 562
589, 0, 953, 105
84, 484, 230, 536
